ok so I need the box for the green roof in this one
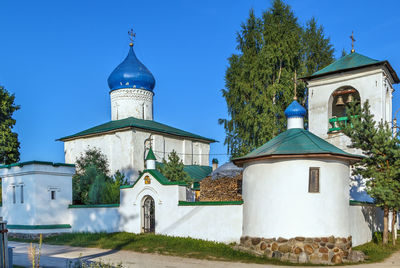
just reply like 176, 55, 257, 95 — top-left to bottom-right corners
145, 148, 157, 160
0, 160, 75, 169
233, 128, 362, 163
58, 117, 216, 143
156, 162, 212, 182
303, 52, 399, 83
121, 169, 188, 189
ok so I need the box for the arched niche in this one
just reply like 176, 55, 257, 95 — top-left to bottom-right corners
328, 87, 360, 132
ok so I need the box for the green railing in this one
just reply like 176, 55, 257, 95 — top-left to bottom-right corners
328, 116, 349, 132
328, 115, 358, 133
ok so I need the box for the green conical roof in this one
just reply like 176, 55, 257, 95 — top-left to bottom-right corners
145, 148, 156, 161
302, 52, 399, 83
233, 128, 362, 165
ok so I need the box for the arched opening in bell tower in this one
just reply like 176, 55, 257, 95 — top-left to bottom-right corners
328, 87, 360, 133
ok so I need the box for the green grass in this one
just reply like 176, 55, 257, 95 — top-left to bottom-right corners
9, 232, 400, 266
9, 232, 321, 266
353, 232, 400, 263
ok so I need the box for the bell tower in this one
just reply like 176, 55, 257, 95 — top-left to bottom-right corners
302, 47, 399, 153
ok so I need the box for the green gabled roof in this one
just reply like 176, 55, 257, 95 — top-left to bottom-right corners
303, 52, 399, 83
233, 128, 362, 164
58, 117, 216, 143
145, 148, 156, 160
120, 169, 188, 189
156, 162, 212, 182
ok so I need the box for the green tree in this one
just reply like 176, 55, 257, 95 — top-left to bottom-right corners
158, 150, 191, 183
343, 100, 400, 245
302, 17, 334, 76
0, 86, 20, 164
75, 147, 109, 175
220, 0, 334, 157
72, 148, 128, 204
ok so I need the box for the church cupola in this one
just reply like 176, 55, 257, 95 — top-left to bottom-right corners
284, 100, 306, 129
108, 31, 155, 121
107, 45, 155, 92
145, 147, 156, 170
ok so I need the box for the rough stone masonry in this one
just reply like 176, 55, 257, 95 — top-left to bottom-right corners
238, 235, 364, 264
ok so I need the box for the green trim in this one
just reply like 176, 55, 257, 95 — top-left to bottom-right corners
8, 224, 71, 230
68, 204, 119, 208
178, 200, 243, 206
349, 200, 376, 206
120, 185, 133, 189
0, 160, 75, 169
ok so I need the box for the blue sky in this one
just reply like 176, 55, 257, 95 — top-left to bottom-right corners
1, 0, 399, 165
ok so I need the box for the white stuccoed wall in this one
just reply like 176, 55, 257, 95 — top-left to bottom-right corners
119, 171, 243, 243
242, 158, 350, 239
307, 66, 394, 154
64, 129, 211, 182
0, 163, 74, 226
110, 88, 154, 120
69, 207, 121, 233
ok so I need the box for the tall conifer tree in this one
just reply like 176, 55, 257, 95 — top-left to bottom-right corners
0, 86, 20, 164
220, 0, 334, 157
343, 101, 400, 245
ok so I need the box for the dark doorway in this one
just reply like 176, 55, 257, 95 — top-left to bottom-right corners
142, 195, 155, 233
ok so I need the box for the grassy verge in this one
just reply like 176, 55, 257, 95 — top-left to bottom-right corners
353, 232, 400, 263
9, 232, 400, 265
10, 232, 321, 266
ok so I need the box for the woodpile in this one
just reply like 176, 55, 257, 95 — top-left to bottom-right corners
199, 174, 242, 201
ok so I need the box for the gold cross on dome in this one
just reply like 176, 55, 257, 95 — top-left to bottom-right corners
350, 31, 356, 53
128, 28, 136, 46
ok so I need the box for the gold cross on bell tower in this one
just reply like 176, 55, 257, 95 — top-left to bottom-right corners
128, 28, 136, 47
350, 31, 356, 53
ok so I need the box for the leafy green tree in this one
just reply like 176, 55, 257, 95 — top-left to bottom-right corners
158, 150, 191, 183
342, 100, 400, 245
0, 86, 20, 164
72, 148, 128, 204
75, 147, 109, 175
220, 0, 334, 157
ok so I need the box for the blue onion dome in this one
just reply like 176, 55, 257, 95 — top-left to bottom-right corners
284, 100, 306, 118
107, 45, 155, 91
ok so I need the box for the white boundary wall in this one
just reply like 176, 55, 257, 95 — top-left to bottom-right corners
69, 207, 120, 233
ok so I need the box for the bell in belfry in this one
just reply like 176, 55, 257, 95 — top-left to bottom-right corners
346, 94, 354, 103
336, 95, 345, 106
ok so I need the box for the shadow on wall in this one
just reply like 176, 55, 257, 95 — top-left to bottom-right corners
361, 205, 384, 233
119, 168, 139, 184
350, 175, 374, 203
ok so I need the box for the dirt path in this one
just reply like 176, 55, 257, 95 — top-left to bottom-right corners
10, 241, 400, 268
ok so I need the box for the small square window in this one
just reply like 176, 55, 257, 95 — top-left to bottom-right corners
309, 167, 320, 193
51, 190, 56, 200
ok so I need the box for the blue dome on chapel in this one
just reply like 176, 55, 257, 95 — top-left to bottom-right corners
107, 45, 156, 91
284, 100, 306, 118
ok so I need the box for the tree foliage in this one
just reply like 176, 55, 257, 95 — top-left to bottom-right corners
157, 150, 191, 183
72, 148, 128, 204
220, 0, 335, 157
343, 100, 400, 245
0, 86, 20, 164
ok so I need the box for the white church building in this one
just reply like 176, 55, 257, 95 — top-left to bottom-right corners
0, 41, 399, 263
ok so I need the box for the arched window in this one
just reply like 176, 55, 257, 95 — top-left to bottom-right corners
328, 87, 360, 133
